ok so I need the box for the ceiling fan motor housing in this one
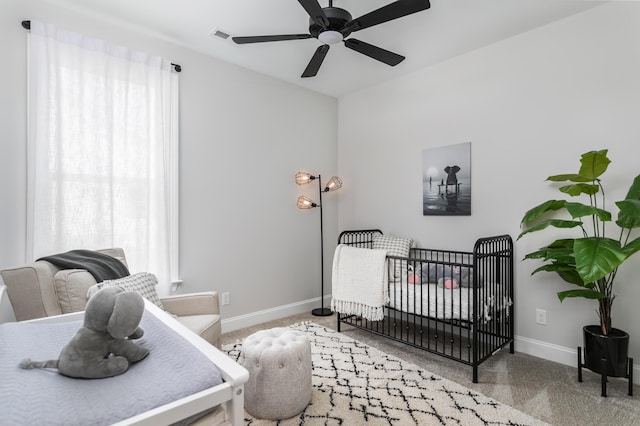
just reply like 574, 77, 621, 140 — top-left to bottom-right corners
309, 7, 354, 39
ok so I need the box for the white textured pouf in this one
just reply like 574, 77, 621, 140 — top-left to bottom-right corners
241, 327, 312, 420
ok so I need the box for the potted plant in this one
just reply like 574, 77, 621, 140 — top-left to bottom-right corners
518, 149, 640, 378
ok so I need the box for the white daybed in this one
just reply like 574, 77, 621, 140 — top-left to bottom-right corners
0, 286, 248, 426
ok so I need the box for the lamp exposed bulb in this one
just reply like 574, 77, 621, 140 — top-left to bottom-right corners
297, 195, 317, 209
296, 171, 315, 185
324, 176, 343, 192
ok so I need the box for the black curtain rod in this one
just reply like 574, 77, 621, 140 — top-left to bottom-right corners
21, 20, 181, 72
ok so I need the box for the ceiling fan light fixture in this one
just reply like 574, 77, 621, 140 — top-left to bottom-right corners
318, 30, 343, 45
233, 0, 432, 77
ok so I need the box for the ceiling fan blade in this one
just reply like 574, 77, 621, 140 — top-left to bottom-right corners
345, 0, 430, 33
298, 0, 329, 28
301, 44, 330, 78
232, 34, 312, 44
344, 39, 405, 66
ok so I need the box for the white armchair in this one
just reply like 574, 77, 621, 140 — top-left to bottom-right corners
0, 248, 222, 348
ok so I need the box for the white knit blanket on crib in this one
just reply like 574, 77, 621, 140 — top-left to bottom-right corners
331, 244, 389, 321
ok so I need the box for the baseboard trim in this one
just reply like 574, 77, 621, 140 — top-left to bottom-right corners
514, 335, 577, 367
222, 300, 639, 377
221, 296, 331, 333
515, 334, 640, 376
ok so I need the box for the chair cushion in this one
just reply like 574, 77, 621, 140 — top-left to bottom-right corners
175, 314, 221, 348
0, 264, 60, 320
54, 269, 97, 314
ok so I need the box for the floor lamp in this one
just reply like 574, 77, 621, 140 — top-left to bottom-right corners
296, 172, 342, 317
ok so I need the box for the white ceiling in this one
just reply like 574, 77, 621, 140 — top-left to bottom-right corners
44, 0, 605, 98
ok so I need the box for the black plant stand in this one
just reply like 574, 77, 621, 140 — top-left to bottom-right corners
578, 346, 633, 397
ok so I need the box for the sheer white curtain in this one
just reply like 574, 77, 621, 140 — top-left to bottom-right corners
26, 21, 179, 294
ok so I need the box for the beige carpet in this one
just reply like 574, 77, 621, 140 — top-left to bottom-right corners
221, 312, 640, 425
224, 322, 549, 425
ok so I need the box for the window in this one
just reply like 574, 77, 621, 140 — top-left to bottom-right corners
26, 21, 179, 294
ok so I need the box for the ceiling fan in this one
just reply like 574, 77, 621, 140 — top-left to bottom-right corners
232, 0, 431, 78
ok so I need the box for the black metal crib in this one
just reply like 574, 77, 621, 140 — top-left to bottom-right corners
336, 229, 514, 383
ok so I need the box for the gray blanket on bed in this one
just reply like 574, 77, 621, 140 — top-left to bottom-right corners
0, 311, 223, 426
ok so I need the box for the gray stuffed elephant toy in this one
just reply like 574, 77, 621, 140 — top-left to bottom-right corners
20, 286, 149, 379
412, 263, 475, 289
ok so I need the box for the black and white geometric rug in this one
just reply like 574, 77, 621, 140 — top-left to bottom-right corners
223, 323, 549, 425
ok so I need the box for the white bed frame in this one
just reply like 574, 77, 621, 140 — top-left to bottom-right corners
0, 284, 249, 426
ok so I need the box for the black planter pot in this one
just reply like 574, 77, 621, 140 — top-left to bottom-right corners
583, 325, 629, 377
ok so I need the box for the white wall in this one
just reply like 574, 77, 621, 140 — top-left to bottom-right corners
338, 2, 640, 367
3, 0, 639, 372
0, 0, 338, 328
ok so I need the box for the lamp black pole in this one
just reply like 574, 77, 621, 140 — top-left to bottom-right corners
312, 174, 332, 317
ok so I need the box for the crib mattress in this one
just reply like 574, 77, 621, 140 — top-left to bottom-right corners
388, 282, 511, 323
0, 309, 223, 426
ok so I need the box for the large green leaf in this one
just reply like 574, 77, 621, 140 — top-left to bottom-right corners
615, 175, 640, 228
578, 150, 610, 180
544, 239, 576, 263
559, 183, 600, 196
574, 237, 626, 283
623, 174, 640, 200
558, 269, 584, 285
622, 236, 640, 258
520, 200, 566, 225
531, 263, 576, 275
524, 239, 575, 262
531, 263, 583, 285
544, 150, 609, 183
518, 219, 582, 239
565, 202, 611, 221
523, 250, 548, 260
548, 238, 576, 249
616, 199, 640, 229
524, 250, 575, 264
547, 174, 592, 183
557, 289, 605, 302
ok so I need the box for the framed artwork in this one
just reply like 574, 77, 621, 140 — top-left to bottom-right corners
422, 142, 471, 216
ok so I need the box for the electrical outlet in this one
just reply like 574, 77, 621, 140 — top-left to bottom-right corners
536, 308, 547, 325
222, 292, 230, 306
